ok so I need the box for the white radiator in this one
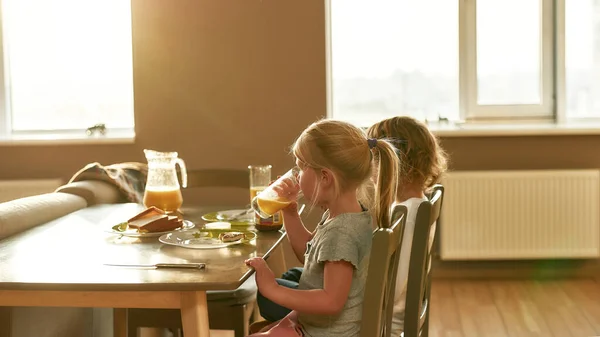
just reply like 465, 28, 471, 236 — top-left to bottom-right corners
0, 179, 64, 204
440, 170, 600, 260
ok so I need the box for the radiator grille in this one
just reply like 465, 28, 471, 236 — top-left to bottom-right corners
441, 170, 600, 260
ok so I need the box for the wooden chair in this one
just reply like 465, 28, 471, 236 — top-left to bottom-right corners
402, 184, 444, 337
127, 168, 257, 337
359, 204, 408, 337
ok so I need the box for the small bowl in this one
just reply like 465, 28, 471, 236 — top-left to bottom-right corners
254, 224, 283, 232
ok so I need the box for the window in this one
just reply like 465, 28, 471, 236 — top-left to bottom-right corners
465, 0, 554, 119
329, 0, 459, 127
565, 0, 600, 120
328, 0, 600, 127
0, 0, 134, 140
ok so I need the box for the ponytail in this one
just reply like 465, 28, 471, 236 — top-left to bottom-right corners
370, 138, 400, 228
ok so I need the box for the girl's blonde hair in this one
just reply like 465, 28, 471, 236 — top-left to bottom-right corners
367, 116, 448, 191
292, 119, 399, 227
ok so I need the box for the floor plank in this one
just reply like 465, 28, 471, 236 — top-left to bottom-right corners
560, 279, 600, 331
429, 280, 463, 337
546, 281, 596, 337
488, 280, 552, 337
427, 278, 600, 337
507, 280, 553, 336
517, 281, 574, 337
452, 281, 508, 337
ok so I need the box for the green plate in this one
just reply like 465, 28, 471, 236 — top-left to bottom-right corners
201, 209, 254, 226
191, 228, 257, 243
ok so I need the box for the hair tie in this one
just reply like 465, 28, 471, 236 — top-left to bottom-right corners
367, 138, 378, 149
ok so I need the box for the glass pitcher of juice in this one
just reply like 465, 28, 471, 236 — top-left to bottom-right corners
251, 167, 303, 219
143, 149, 188, 212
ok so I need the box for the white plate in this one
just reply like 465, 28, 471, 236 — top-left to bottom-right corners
159, 230, 256, 249
107, 220, 195, 238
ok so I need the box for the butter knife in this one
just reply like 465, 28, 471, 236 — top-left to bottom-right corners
218, 209, 251, 221
104, 263, 206, 269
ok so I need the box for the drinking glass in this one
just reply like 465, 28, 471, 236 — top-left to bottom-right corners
248, 165, 272, 205
251, 167, 303, 219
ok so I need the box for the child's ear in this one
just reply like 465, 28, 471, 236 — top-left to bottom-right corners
320, 168, 335, 187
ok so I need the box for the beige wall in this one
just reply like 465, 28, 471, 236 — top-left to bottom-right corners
2, 0, 600, 191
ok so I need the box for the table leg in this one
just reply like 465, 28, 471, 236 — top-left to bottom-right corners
180, 291, 210, 337
0, 307, 12, 337
113, 308, 127, 337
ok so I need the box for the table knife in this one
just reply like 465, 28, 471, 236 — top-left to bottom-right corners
104, 263, 206, 269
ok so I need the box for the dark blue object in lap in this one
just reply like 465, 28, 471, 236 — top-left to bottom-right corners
257, 267, 304, 322
281, 267, 303, 283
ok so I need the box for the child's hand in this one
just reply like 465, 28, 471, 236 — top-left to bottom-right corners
245, 257, 278, 295
281, 201, 299, 216
272, 177, 301, 202
273, 178, 301, 216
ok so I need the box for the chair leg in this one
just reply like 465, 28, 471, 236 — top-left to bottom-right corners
127, 326, 137, 337
422, 313, 430, 337
232, 304, 249, 337
251, 300, 260, 323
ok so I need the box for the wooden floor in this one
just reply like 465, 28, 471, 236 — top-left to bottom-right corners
210, 278, 600, 337
430, 278, 600, 337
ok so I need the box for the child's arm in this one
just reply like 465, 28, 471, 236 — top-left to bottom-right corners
269, 260, 353, 315
281, 206, 312, 264
247, 258, 354, 316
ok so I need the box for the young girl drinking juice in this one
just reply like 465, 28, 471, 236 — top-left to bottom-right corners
245, 119, 400, 337
367, 116, 448, 336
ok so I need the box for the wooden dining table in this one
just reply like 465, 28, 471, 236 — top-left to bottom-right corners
0, 202, 287, 337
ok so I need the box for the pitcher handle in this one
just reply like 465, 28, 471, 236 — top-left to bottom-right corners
176, 158, 188, 188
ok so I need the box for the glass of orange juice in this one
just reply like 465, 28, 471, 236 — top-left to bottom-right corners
248, 165, 272, 205
251, 167, 303, 219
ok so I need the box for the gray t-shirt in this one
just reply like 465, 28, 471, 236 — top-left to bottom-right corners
298, 209, 373, 337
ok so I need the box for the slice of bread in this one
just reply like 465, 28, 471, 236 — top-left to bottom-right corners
128, 214, 182, 233
127, 206, 165, 223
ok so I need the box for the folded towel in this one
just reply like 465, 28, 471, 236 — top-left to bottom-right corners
66, 162, 148, 203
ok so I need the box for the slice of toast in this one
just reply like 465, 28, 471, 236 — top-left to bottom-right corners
128, 214, 182, 233
127, 206, 166, 223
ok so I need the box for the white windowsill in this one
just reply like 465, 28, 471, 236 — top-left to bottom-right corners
0, 130, 135, 146
428, 121, 600, 137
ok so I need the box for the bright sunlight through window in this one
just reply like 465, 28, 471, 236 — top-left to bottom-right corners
330, 0, 600, 127
1, 0, 134, 136
329, 0, 459, 127
566, 0, 600, 120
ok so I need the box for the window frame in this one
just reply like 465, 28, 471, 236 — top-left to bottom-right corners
326, 0, 591, 126
461, 0, 556, 121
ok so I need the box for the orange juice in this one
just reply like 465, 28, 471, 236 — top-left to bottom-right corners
256, 197, 292, 216
143, 188, 183, 212
250, 186, 267, 202
251, 186, 284, 226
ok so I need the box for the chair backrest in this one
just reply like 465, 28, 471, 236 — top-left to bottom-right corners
403, 184, 444, 337
180, 169, 249, 189
360, 204, 408, 337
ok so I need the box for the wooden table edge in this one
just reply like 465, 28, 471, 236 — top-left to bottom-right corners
0, 290, 212, 337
